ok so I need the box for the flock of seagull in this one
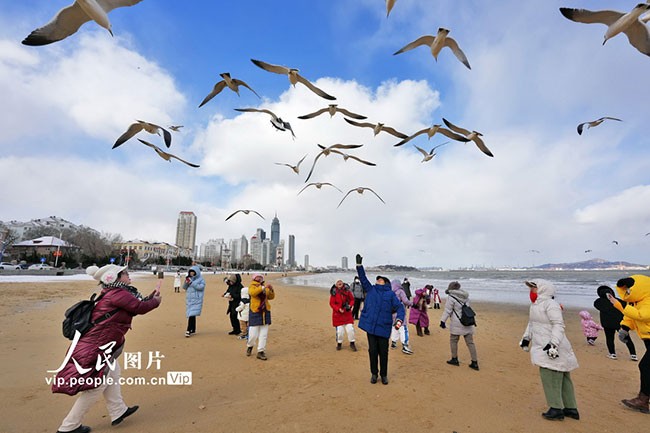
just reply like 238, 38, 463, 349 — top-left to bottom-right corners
20, 0, 646, 220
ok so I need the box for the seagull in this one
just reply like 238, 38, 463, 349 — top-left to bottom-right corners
199, 72, 260, 108
337, 187, 386, 208
344, 118, 407, 139
394, 124, 470, 147
559, 4, 650, 56
393, 28, 471, 69
576, 117, 622, 135
22, 0, 143, 46
305, 143, 364, 182
585, 249, 592, 253
414, 142, 449, 163
298, 104, 367, 120
386, 0, 397, 17
169, 125, 184, 132
326, 150, 376, 166
234, 108, 296, 138
225, 209, 265, 222
275, 155, 308, 174
442, 118, 494, 157
135, 139, 199, 168
645, 232, 650, 236
612, 240, 619, 245
528, 249, 541, 253
251, 59, 336, 100
297, 182, 343, 195
113, 120, 172, 149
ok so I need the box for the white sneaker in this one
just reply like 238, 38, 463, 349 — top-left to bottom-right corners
630, 354, 638, 361
402, 345, 414, 355
185, 331, 191, 338
607, 353, 617, 360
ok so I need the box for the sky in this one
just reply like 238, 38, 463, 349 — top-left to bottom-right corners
0, 0, 649, 269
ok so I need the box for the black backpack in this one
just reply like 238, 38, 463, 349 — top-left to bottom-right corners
62, 293, 118, 340
450, 295, 477, 327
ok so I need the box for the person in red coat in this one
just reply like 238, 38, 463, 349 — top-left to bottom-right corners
52, 264, 162, 433
330, 279, 357, 351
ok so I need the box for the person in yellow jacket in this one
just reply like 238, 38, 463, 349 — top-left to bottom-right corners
608, 274, 650, 414
246, 274, 275, 361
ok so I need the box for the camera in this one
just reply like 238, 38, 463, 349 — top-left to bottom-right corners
343, 301, 352, 312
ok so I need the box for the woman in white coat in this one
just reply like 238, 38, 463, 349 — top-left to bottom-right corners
520, 280, 579, 421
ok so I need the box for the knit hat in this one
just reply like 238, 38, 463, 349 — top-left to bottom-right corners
447, 281, 461, 291
252, 273, 264, 282
87, 264, 127, 285
224, 274, 237, 284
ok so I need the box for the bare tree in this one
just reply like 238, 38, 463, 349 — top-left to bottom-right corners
0, 224, 20, 262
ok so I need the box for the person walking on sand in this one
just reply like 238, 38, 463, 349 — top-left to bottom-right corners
579, 310, 603, 346
594, 285, 637, 360
351, 276, 365, 321
246, 273, 275, 360
520, 280, 580, 421
356, 254, 405, 385
410, 285, 433, 336
440, 281, 479, 371
390, 279, 413, 354
235, 286, 250, 340
608, 275, 650, 414
183, 265, 205, 337
432, 287, 441, 309
330, 279, 357, 351
173, 270, 181, 293
223, 274, 243, 336
52, 265, 161, 433
401, 277, 412, 300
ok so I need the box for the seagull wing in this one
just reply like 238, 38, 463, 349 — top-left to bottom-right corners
414, 145, 430, 157
235, 108, 279, 120
344, 154, 376, 166
365, 188, 386, 204
442, 118, 471, 136
329, 143, 364, 150
431, 141, 450, 152
443, 37, 471, 69
250, 59, 290, 75
305, 151, 326, 183
394, 128, 428, 147
386, 0, 397, 17
225, 210, 242, 221
393, 35, 435, 55
167, 153, 200, 168
577, 122, 587, 135
437, 127, 471, 142
380, 125, 408, 139
150, 123, 172, 148
251, 211, 265, 220
623, 21, 650, 56
336, 108, 367, 119
472, 135, 494, 157
599, 116, 623, 122
283, 121, 297, 139
344, 118, 374, 129
232, 78, 261, 98
137, 138, 196, 166
559, 8, 624, 26
113, 122, 143, 148
298, 107, 329, 119
322, 182, 343, 193
337, 189, 356, 208
296, 154, 308, 167
22, 3, 90, 46
199, 80, 227, 107
297, 183, 315, 195
295, 73, 337, 100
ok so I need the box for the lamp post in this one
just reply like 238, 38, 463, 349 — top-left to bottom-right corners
54, 230, 62, 268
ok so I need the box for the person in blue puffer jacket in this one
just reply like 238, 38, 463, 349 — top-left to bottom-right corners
183, 265, 206, 337
356, 253, 405, 385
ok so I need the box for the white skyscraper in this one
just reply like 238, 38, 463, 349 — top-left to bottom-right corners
175, 211, 197, 252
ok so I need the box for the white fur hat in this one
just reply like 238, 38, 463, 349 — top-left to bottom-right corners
86, 264, 128, 285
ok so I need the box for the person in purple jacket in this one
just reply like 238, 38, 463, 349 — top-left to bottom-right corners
356, 254, 405, 385
52, 264, 162, 433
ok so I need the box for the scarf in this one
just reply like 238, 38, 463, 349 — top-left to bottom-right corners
102, 281, 144, 300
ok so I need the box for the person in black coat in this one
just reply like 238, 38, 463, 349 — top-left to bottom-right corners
224, 274, 243, 335
594, 285, 637, 360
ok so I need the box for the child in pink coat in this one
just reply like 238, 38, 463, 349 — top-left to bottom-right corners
579, 310, 603, 345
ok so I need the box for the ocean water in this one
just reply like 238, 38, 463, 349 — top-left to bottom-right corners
280, 270, 650, 310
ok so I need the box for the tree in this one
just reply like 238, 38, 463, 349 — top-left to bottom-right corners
0, 223, 19, 262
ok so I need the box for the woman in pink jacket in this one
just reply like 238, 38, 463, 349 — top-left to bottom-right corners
52, 264, 161, 433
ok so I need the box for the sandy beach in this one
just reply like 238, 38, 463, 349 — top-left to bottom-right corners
0, 272, 647, 433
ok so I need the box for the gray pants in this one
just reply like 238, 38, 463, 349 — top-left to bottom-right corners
539, 367, 577, 409
450, 333, 477, 361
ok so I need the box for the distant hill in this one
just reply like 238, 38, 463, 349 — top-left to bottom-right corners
373, 264, 419, 272
533, 258, 647, 270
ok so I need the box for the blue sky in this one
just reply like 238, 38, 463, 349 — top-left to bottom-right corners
0, 0, 649, 268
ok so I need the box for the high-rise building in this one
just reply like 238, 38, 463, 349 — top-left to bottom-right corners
288, 234, 295, 267
261, 239, 273, 266
275, 240, 285, 267
256, 228, 266, 242
271, 213, 280, 246
175, 211, 197, 252
229, 235, 248, 264
304, 254, 309, 270
342, 256, 348, 270
250, 235, 262, 264
199, 238, 226, 263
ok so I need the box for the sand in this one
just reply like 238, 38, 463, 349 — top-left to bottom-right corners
0, 272, 647, 433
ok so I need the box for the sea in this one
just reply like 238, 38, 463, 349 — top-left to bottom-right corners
280, 269, 650, 310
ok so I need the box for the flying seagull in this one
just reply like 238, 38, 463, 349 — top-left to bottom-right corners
394, 124, 470, 147
394, 28, 471, 69
528, 249, 541, 253
442, 118, 494, 157
337, 187, 386, 208
414, 142, 449, 163
576, 117, 622, 135
135, 139, 199, 168
612, 240, 619, 245
169, 125, 184, 132
225, 210, 265, 222
22, 0, 143, 46
559, 4, 650, 56
297, 182, 343, 195
275, 154, 308, 174
298, 104, 367, 120
585, 249, 592, 253
386, 0, 397, 17
199, 72, 260, 108
113, 120, 172, 149
305, 143, 364, 182
251, 59, 336, 100
344, 118, 407, 139
234, 108, 296, 138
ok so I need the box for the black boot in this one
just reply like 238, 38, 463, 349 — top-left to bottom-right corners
424, 327, 430, 335
542, 408, 564, 420
446, 357, 459, 366
563, 408, 580, 420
